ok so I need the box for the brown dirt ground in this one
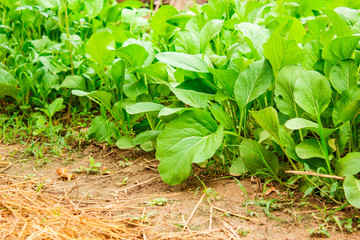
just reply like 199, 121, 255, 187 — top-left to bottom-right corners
1, 142, 360, 240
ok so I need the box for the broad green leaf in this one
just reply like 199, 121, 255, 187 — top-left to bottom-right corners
116, 136, 135, 149
322, 36, 360, 66
175, 30, 200, 54
175, 77, 215, 94
294, 70, 331, 117
285, 118, 319, 129
303, 40, 323, 70
275, 65, 304, 118
285, 118, 336, 138
156, 110, 224, 185
123, 39, 155, 67
273, 17, 306, 44
338, 121, 351, 155
329, 60, 357, 94
140, 141, 154, 152
108, 23, 129, 43
135, 63, 169, 84
0, 68, 20, 101
72, 90, 113, 109
42, 72, 60, 92
240, 139, 279, 177
203, 0, 226, 19
88, 116, 117, 142
85, 31, 115, 67
116, 44, 149, 72
121, 8, 148, 29
250, 107, 280, 141
234, 60, 273, 110
134, 130, 161, 145
295, 139, 325, 159
210, 103, 234, 130
111, 60, 126, 100
123, 79, 147, 99
39, 56, 60, 73
278, 125, 299, 161
336, 152, 360, 177
42, 98, 65, 119
57, 75, 86, 91
334, 7, 360, 27
156, 52, 210, 73
167, 13, 193, 29
230, 157, 247, 176
263, 33, 303, 77
126, 102, 165, 115
235, 22, 270, 57
152, 5, 178, 40
157, 107, 188, 122
332, 88, 360, 125
170, 85, 213, 109
117, 0, 143, 9
209, 68, 238, 97
305, 16, 334, 45
344, 175, 360, 208
68, 0, 83, 11
298, 0, 324, 17
200, 19, 224, 54
35, 0, 60, 8
84, 0, 103, 18
323, 8, 352, 38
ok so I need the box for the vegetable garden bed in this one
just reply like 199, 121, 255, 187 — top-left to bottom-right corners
1, 0, 360, 238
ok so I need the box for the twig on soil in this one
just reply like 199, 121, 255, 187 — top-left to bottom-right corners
182, 192, 206, 233
32, 165, 44, 177
209, 206, 213, 233
181, 215, 192, 233
219, 218, 240, 240
118, 176, 160, 193
0, 160, 12, 173
285, 170, 345, 180
97, 170, 123, 178
211, 205, 261, 222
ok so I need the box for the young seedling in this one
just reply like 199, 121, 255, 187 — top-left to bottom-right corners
195, 175, 220, 203
145, 198, 168, 206
308, 224, 330, 238
73, 156, 109, 175
116, 177, 128, 186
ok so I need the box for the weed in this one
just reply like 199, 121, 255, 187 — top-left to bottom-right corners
238, 228, 251, 237
308, 224, 330, 238
195, 176, 221, 203
73, 156, 108, 175
119, 156, 132, 167
234, 177, 248, 197
243, 199, 293, 221
24, 173, 36, 179
130, 212, 155, 221
117, 177, 128, 186
145, 198, 168, 206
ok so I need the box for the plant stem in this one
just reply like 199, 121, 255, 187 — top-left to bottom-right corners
63, 0, 74, 75
224, 131, 238, 137
237, 108, 245, 143
317, 112, 332, 174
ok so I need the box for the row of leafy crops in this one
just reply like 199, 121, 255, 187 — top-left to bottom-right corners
2, 0, 360, 207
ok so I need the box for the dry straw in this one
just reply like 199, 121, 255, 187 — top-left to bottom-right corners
0, 175, 150, 240
0, 175, 223, 240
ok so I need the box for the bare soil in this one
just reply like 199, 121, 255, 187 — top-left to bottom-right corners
1, 142, 360, 239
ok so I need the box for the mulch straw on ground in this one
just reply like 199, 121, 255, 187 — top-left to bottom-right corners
0, 175, 224, 240
0, 175, 152, 240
